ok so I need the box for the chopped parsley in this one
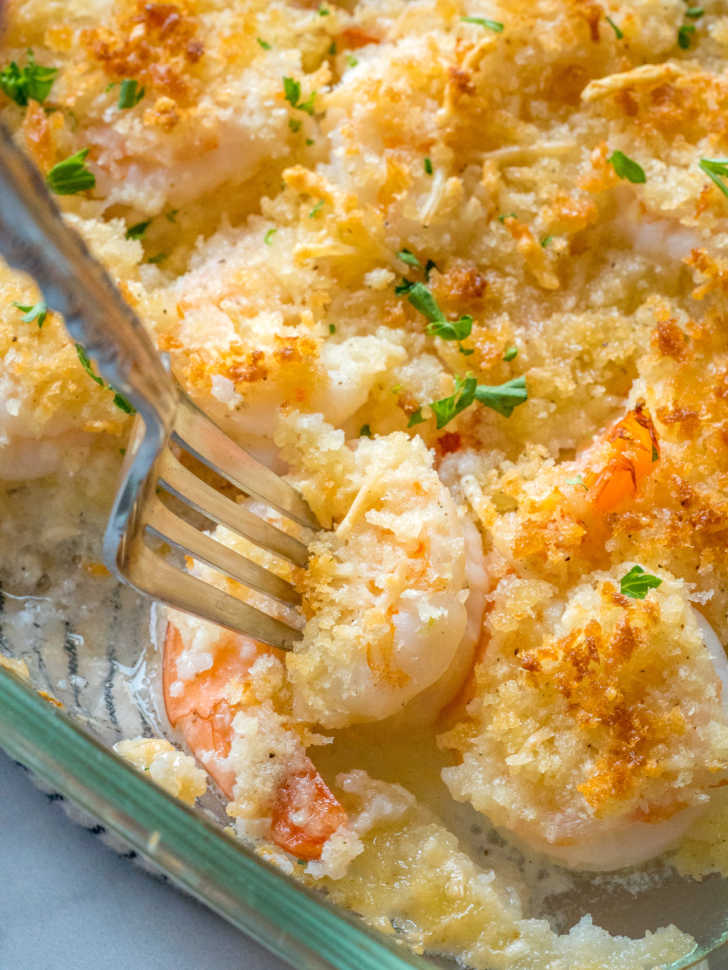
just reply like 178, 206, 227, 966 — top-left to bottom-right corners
13, 300, 47, 328
0, 50, 58, 106
306, 137, 315, 146
474, 375, 527, 418
607, 150, 646, 184
282, 77, 316, 115
699, 158, 728, 199
460, 15, 504, 32
397, 249, 421, 269
346, 55, 359, 67
605, 16, 623, 39
431, 375, 477, 429
424, 259, 438, 280
117, 79, 145, 109
497, 212, 516, 222
329, 323, 336, 334
540, 235, 553, 248
264, 228, 277, 245
289, 117, 302, 133
75, 344, 135, 414
146, 252, 168, 264
165, 209, 179, 223
328, 41, 337, 56
408, 408, 426, 427
424, 157, 433, 175
428, 374, 528, 429
686, 6, 704, 17
125, 220, 151, 240
619, 565, 662, 599
565, 474, 588, 490
678, 23, 696, 48
257, 38, 272, 49
503, 345, 518, 362
309, 199, 325, 217
318, 5, 330, 14
359, 424, 372, 437
46, 148, 95, 195
403, 282, 473, 348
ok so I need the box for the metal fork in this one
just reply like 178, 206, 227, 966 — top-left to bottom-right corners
0, 124, 316, 650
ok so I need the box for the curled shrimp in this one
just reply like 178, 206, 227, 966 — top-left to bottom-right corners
585, 403, 659, 514
163, 621, 348, 861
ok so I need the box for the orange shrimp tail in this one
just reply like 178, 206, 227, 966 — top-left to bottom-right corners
270, 764, 348, 860
589, 404, 659, 513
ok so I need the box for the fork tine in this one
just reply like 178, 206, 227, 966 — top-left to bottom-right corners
129, 544, 302, 649
145, 496, 301, 606
157, 449, 309, 567
173, 393, 319, 530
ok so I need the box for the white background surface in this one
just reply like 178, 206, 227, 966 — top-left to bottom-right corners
0, 750, 289, 970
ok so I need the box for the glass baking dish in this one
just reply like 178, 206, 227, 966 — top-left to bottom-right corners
1, 462, 727, 970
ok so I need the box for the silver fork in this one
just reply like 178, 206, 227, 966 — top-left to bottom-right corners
0, 124, 316, 650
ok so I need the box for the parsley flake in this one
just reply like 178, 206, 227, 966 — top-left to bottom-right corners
619, 565, 662, 599
397, 249, 421, 268
146, 252, 168, 265
408, 408, 426, 427
329, 323, 336, 334
165, 209, 179, 223
699, 158, 728, 199
289, 117, 302, 133
686, 6, 704, 17
309, 200, 325, 218
503, 345, 518, 362
431, 375, 477, 429
346, 55, 358, 67
678, 23, 696, 48
460, 15, 504, 31
605, 16, 623, 39
125, 220, 151, 240
118, 79, 145, 109
359, 424, 372, 437
565, 474, 588, 491
404, 282, 473, 343
424, 258, 438, 280
607, 150, 646, 184
318, 5, 330, 14
264, 228, 277, 245
540, 235, 553, 248
328, 41, 337, 55
257, 38, 272, 49
424, 157, 433, 175
46, 148, 95, 195
497, 212, 516, 222
283, 77, 316, 115
474, 375, 527, 418
75, 344, 136, 414
13, 300, 47, 328
0, 50, 58, 106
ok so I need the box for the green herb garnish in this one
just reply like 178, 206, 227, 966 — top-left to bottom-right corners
13, 300, 47, 328
46, 148, 95, 195
165, 209, 179, 223
125, 220, 151, 240
0, 50, 58, 106
329, 323, 336, 334
75, 343, 135, 414
497, 212, 516, 222
408, 408, 426, 427
283, 77, 316, 114
289, 117, 302, 133
431, 375, 477, 429
404, 282, 473, 346
686, 7, 703, 17
474, 375, 527, 417
619, 565, 662, 599
257, 38, 272, 49
699, 158, 728, 199
117, 79, 145, 109
424, 156, 433, 175
397, 249, 421, 268
565, 474, 588, 490
540, 235, 553, 248
503, 345, 518, 362
309, 200, 325, 217
607, 150, 646, 184
678, 23, 696, 48
346, 55, 358, 67
146, 252, 168, 264
328, 41, 337, 55
264, 228, 277, 245
460, 16, 504, 31
359, 424, 372, 437
605, 16, 623, 38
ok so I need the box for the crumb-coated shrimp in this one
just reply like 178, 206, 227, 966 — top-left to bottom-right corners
440, 566, 728, 871
585, 403, 659, 514
163, 620, 349, 861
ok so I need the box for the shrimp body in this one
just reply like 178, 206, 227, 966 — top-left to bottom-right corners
585, 404, 659, 514
163, 619, 349, 861
441, 567, 728, 871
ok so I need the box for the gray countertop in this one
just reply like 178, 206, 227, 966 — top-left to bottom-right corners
0, 750, 288, 970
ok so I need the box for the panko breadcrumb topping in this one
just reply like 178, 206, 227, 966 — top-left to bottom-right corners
4, 0, 728, 966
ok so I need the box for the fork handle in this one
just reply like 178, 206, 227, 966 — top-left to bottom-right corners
0, 123, 177, 430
